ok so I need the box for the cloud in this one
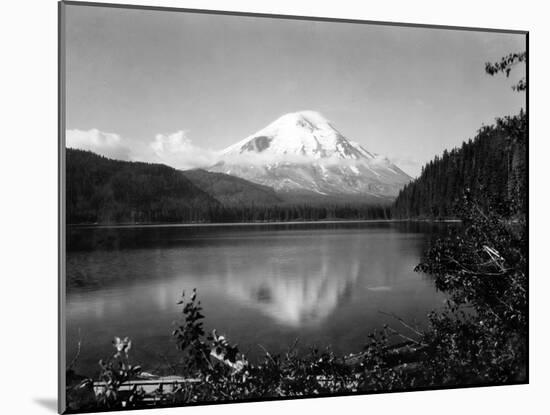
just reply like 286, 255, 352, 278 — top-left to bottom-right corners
66, 128, 418, 176
150, 130, 219, 169
389, 156, 421, 178
66, 129, 132, 161
66, 128, 219, 170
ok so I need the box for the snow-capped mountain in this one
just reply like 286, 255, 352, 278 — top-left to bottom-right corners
209, 111, 411, 198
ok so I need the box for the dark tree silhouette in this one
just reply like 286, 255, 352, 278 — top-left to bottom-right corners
394, 51, 527, 219
485, 51, 527, 92
393, 111, 526, 219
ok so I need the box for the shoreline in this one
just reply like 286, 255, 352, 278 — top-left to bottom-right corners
67, 218, 462, 229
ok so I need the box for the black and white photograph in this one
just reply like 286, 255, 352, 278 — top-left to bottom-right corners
59, 1, 527, 413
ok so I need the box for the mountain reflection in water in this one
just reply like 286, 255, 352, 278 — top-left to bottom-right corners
66, 222, 450, 376
222, 241, 361, 327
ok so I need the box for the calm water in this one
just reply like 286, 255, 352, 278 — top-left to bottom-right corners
66, 221, 453, 376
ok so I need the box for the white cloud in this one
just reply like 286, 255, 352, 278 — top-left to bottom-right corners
66, 128, 219, 170
66, 129, 132, 161
67, 128, 417, 175
150, 130, 218, 169
389, 156, 421, 178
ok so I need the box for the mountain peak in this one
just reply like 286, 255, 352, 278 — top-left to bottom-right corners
211, 111, 412, 197
220, 110, 374, 161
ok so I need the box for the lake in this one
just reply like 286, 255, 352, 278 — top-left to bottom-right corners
65, 221, 453, 377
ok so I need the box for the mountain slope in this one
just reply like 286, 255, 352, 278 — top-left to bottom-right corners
393, 111, 527, 218
66, 149, 220, 223
209, 111, 411, 198
181, 169, 283, 206
66, 149, 392, 224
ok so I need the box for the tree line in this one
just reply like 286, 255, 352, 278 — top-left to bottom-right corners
393, 110, 527, 219
66, 149, 390, 224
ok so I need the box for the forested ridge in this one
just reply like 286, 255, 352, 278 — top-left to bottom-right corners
181, 169, 283, 206
393, 110, 527, 219
66, 149, 221, 223
66, 149, 391, 224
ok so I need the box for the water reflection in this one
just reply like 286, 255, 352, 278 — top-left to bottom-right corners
66, 223, 451, 375
220, 231, 428, 326
223, 256, 360, 327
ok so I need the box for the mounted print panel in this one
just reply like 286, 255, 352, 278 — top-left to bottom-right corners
59, 1, 528, 413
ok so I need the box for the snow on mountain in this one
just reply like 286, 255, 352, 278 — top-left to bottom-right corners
220, 110, 375, 161
209, 111, 412, 198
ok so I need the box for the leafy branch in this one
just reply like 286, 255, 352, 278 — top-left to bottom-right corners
485, 51, 527, 91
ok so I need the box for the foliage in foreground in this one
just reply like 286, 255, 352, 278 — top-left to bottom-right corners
66, 197, 527, 411
414, 193, 527, 385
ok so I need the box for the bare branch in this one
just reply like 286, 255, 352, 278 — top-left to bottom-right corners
378, 311, 424, 337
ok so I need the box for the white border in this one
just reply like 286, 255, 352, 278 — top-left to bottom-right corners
1, 1, 547, 414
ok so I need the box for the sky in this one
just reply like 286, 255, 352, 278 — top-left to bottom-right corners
64, 4, 526, 177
